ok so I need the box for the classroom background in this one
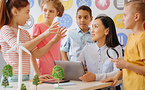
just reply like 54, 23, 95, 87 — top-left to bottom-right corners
26, 0, 131, 48
1, 0, 145, 79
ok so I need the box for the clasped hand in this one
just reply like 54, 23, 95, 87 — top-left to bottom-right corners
111, 58, 127, 70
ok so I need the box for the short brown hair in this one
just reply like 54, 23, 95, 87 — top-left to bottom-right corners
125, 1, 145, 21
77, 5, 92, 17
40, 0, 64, 17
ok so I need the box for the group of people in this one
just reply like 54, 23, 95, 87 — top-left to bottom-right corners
0, 0, 145, 90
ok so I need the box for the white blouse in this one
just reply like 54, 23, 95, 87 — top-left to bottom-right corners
77, 43, 123, 81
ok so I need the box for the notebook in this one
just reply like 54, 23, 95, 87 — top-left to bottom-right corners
54, 60, 85, 81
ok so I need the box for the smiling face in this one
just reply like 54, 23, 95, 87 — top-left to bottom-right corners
15, 4, 30, 26
76, 10, 92, 32
91, 19, 108, 42
42, 2, 59, 23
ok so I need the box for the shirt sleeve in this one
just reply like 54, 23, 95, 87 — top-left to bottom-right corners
32, 24, 41, 37
95, 65, 119, 81
137, 39, 145, 60
95, 45, 122, 81
77, 46, 87, 66
60, 31, 70, 52
1, 26, 18, 52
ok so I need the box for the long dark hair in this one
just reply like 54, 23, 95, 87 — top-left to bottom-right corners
0, 0, 30, 29
95, 16, 121, 48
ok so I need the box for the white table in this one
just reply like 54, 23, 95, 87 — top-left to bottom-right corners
0, 80, 122, 90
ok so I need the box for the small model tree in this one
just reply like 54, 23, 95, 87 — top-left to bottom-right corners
1, 76, 9, 90
1, 64, 13, 88
2, 64, 13, 78
52, 65, 64, 89
33, 74, 40, 90
21, 83, 27, 90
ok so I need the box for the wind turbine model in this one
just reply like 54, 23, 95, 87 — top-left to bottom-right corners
7, 29, 31, 90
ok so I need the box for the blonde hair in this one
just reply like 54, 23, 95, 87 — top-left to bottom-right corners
40, 0, 64, 17
125, 1, 145, 21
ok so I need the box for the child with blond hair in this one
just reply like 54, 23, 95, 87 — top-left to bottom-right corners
102, 1, 145, 90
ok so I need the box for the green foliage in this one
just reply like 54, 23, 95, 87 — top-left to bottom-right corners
2, 64, 13, 77
52, 65, 64, 80
1, 76, 9, 88
21, 83, 27, 90
33, 74, 40, 86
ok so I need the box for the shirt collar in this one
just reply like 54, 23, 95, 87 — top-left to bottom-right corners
95, 44, 107, 51
5, 25, 19, 34
77, 27, 91, 34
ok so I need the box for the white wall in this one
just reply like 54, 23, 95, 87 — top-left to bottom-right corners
24, 0, 132, 48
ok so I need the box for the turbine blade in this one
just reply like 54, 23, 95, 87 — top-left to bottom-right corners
6, 47, 17, 53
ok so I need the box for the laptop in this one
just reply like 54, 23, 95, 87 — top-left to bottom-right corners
54, 60, 85, 81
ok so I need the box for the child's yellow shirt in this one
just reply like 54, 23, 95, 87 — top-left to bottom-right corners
124, 32, 145, 90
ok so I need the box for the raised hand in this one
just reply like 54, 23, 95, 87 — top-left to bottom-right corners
51, 26, 67, 43
43, 22, 60, 37
111, 58, 127, 69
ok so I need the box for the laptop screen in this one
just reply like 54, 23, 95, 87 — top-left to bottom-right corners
54, 61, 85, 81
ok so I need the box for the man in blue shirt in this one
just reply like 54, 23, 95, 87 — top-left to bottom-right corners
61, 5, 94, 61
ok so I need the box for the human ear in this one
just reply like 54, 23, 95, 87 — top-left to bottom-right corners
134, 13, 141, 21
90, 16, 93, 22
105, 28, 109, 35
57, 11, 59, 16
11, 7, 19, 16
76, 16, 78, 21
